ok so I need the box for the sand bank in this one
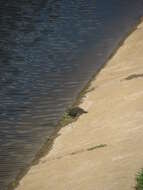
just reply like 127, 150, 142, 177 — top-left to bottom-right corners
16, 21, 143, 190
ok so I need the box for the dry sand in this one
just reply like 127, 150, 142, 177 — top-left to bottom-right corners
16, 21, 143, 190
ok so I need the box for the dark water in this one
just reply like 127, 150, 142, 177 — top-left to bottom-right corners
0, 0, 143, 189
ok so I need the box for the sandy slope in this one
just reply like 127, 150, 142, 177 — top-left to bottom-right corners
16, 22, 143, 190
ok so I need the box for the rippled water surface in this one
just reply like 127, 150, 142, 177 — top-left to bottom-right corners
0, 0, 143, 189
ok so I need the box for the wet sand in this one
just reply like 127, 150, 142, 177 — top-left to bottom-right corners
16, 21, 143, 190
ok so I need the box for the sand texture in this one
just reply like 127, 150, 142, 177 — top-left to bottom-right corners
16, 22, 143, 190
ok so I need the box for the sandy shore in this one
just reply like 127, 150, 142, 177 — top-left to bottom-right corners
16, 21, 143, 190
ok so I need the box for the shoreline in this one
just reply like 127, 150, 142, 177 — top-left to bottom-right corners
10, 17, 143, 190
